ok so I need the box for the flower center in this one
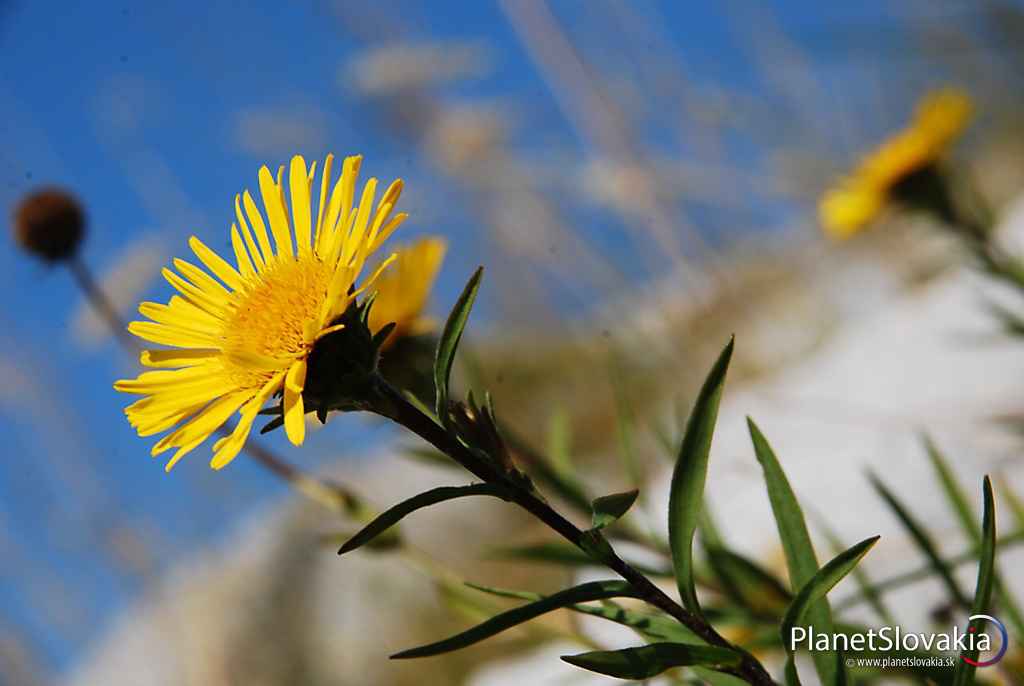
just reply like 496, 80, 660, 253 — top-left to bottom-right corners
220, 256, 333, 388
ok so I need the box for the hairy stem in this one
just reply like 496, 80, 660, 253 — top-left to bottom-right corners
368, 375, 775, 686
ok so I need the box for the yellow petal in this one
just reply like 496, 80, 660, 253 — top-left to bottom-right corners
153, 390, 248, 456
236, 194, 267, 270
230, 225, 257, 279
189, 236, 244, 291
160, 391, 251, 470
173, 258, 230, 297
125, 384, 227, 416
339, 155, 362, 233
283, 359, 307, 446
319, 263, 355, 326
141, 348, 219, 368
210, 371, 285, 470
344, 177, 378, 265
138, 302, 219, 335
127, 321, 222, 349
259, 165, 293, 258
290, 155, 312, 256
162, 268, 228, 315
134, 405, 205, 437
115, 366, 219, 394
368, 212, 408, 253
166, 295, 223, 324
242, 190, 274, 264
314, 154, 335, 253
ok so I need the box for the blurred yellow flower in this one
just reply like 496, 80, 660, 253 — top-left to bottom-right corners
819, 89, 973, 239
114, 154, 406, 471
368, 237, 447, 347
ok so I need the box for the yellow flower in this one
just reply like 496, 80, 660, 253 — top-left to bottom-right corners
819, 89, 972, 239
368, 236, 447, 347
114, 154, 407, 471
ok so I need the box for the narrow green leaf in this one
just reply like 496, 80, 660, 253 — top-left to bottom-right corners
668, 337, 733, 617
546, 408, 574, 476
609, 364, 643, 487
998, 477, 1024, 530
748, 417, 840, 685
338, 483, 505, 555
784, 656, 802, 686
781, 536, 879, 675
439, 578, 505, 625
698, 503, 754, 613
651, 415, 679, 462
390, 580, 641, 659
591, 489, 640, 529
698, 501, 726, 549
705, 546, 793, 612
434, 266, 483, 421
492, 541, 593, 566
572, 602, 696, 643
403, 390, 443, 425
953, 477, 997, 686
492, 541, 672, 577
465, 582, 694, 642
561, 642, 741, 680
463, 582, 543, 602
927, 440, 1024, 642
833, 528, 1024, 613
816, 518, 894, 625
868, 471, 970, 607
925, 436, 981, 541
403, 445, 460, 469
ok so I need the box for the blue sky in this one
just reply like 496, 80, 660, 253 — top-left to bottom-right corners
0, 0, 1000, 675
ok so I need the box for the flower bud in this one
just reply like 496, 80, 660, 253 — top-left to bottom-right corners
13, 188, 86, 262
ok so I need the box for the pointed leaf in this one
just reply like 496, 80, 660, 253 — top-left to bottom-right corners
465, 582, 693, 642
338, 483, 505, 555
953, 477, 998, 686
749, 417, 840, 685
391, 580, 641, 659
817, 519, 894, 625
925, 437, 982, 542
927, 440, 1024, 639
434, 266, 483, 422
592, 489, 640, 529
492, 541, 672, 577
782, 536, 879, 659
668, 337, 733, 617
561, 643, 741, 680
869, 471, 970, 607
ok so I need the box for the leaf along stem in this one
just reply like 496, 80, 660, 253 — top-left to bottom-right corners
366, 373, 776, 686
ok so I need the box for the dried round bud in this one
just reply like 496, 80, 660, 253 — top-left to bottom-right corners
13, 188, 86, 262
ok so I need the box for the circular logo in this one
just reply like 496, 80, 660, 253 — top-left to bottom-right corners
962, 614, 1008, 667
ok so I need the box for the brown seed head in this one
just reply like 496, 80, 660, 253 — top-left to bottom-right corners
13, 187, 86, 262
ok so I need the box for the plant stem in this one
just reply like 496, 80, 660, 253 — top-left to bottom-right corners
368, 374, 776, 686
68, 255, 141, 352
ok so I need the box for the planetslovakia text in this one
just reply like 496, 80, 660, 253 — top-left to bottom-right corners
790, 626, 991, 653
